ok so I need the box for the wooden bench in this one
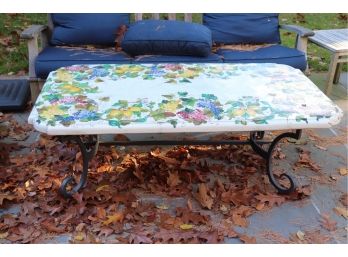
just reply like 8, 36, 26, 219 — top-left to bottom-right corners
21, 14, 314, 102
309, 29, 348, 95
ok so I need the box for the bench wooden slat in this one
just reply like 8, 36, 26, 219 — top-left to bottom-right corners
135, 13, 143, 21
311, 29, 348, 52
168, 13, 176, 20
184, 13, 192, 22
152, 13, 160, 20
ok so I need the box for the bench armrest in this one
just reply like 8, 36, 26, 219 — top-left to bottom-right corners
280, 24, 314, 74
280, 24, 314, 37
21, 25, 49, 78
21, 25, 48, 39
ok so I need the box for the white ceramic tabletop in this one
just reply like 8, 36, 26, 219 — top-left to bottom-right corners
28, 63, 343, 135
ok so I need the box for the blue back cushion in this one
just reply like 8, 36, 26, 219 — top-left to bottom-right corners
203, 13, 280, 44
51, 14, 130, 46
122, 20, 212, 57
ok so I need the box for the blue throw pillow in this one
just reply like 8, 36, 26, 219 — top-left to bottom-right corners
122, 20, 212, 57
203, 13, 281, 45
51, 14, 130, 46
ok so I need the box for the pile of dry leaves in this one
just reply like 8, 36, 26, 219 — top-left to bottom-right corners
0, 113, 346, 243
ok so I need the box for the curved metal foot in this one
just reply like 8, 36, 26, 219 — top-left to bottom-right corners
59, 135, 99, 198
266, 130, 301, 194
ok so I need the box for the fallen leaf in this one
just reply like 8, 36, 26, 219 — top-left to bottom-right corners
314, 145, 327, 151
239, 234, 256, 243
194, 183, 213, 209
156, 204, 169, 210
150, 150, 180, 166
338, 168, 347, 176
333, 207, 348, 219
0, 232, 9, 239
74, 232, 85, 241
180, 224, 194, 230
96, 207, 106, 219
295, 148, 321, 172
296, 230, 305, 241
231, 213, 249, 228
75, 223, 86, 232
129, 233, 153, 244
339, 194, 348, 207
0, 193, 16, 206
167, 170, 181, 187
319, 214, 337, 231
103, 212, 124, 225
255, 193, 286, 208
41, 219, 65, 233
187, 199, 193, 211
130, 157, 143, 182
96, 185, 109, 192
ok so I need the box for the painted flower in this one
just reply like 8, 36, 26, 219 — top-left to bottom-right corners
163, 64, 183, 71
89, 68, 109, 79
107, 106, 146, 120
72, 110, 100, 121
56, 70, 73, 82
114, 65, 145, 76
197, 99, 223, 119
38, 104, 66, 120
160, 100, 182, 112
177, 108, 208, 125
60, 84, 83, 94
57, 96, 78, 104
66, 66, 87, 72
148, 65, 166, 76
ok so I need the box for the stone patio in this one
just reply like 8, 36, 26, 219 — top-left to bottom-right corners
0, 72, 347, 243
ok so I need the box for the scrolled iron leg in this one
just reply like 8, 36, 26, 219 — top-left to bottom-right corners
249, 131, 268, 159
266, 130, 301, 194
59, 135, 99, 198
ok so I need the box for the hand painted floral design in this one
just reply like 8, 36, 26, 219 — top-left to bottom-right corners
29, 63, 342, 134
225, 96, 278, 125
177, 108, 208, 125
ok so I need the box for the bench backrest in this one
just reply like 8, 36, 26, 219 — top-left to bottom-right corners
47, 13, 193, 31
134, 13, 193, 22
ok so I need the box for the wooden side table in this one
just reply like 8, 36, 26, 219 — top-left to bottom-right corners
309, 29, 348, 95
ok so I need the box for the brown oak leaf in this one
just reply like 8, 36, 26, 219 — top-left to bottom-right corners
194, 183, 213, 209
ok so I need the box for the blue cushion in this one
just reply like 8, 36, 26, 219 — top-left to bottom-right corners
217, 45, 307, 71
203, 14, 280, 44
122, 20, 212, 57
35, 46, 132, 78
133, 53, 222, 63
51, 14, 130, 46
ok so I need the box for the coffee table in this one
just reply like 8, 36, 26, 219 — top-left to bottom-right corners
28, 63, 343, 198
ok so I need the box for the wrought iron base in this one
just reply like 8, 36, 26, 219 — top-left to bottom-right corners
59, 135, 99, 198
58, 130, 301, 198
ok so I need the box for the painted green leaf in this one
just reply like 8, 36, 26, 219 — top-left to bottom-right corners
252, 118, 268, 124
99, 97, 110, 102
179, 78, 191, 83
201, 94, 217, 101
165, 79, 177, 84
178, 91, 188, 97
108, 120, 121, 127
295, 115, 308, 123
181, 97, 196, 107
150, 110, 167, 121
168, 119, 178, 128
120, 120, 131, 126
162, 94, 174, 99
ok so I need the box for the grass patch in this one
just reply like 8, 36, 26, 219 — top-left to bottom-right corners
0, 13, 347, 75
